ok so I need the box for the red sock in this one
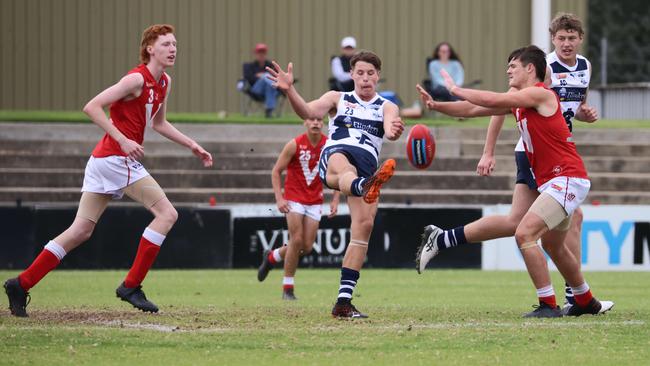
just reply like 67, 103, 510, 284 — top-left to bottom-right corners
283, 284, 294, 291
268, 251, 277, 265
539, 295, 557, 308
574, 290, 594, 307
124, 236, 161, 288
18, 249, 60, 291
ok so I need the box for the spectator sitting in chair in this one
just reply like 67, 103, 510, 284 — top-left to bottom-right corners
330, 36, 356, 92
244, 43, 278, 118
428, 42, 464, 101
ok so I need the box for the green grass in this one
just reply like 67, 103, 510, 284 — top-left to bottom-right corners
1, 109, 648, 128
1, 269, 648, 365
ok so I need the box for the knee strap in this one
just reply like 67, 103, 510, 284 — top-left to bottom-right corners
519, 241, 540, 251
349, 239, 368, 247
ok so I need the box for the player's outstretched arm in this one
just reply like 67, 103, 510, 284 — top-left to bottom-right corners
151, 76, 213, 167
266, 61, 338, 119
441, 69, 553, 114
415, 84, 503, 118
477, 115, 506, 176
328, 190, 340, 218
83, 73, 146, 160
383, 103, 405, 141
271, 140, 296, 214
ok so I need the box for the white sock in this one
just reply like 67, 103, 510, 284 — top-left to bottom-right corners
536, 285, 555, 298
272, 248, 283, 263
283, 277, 294, 286
571, 282, 590, 295
143, 227, 166, 246
44, 240, 67, 260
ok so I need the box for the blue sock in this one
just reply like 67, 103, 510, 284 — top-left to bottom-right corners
337, 267, 360, 304
565, 282, 575, 305
436, 226, 468, 251
350, 177, 366, 197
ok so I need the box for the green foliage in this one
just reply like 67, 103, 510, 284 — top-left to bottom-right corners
1, 269, 648, 365
588, 0, 650, 85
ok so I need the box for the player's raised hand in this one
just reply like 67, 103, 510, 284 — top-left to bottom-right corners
577, 104, 598, 123
440, 69, 457, 93
119, 138, 145, 160
416, 84, 436, 110
276, 198, 290, 214
190, 142, 213, 167
476, 153, 496, 176
266, 61, 294, 91
387, 117, 405, 140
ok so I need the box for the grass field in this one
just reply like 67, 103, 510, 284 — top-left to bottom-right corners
1, 269, 648, 365
1, 109, 649, 129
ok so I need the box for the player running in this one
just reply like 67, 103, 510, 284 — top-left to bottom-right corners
3, 24, 213, 317
475, 13, 598, 311
415, 45, 613, 318
266, 51, 404, 318
257, 117, 340, 300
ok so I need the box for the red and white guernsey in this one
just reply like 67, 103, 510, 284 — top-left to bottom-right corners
92, 64, 169, 157
284, 133, 327, 205
513, 82, 588, 186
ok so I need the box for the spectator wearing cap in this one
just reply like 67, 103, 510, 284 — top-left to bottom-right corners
330, 36, 357, 92
243, 43, 279, 118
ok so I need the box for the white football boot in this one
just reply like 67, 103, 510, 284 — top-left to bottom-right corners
416, 225, 444, 274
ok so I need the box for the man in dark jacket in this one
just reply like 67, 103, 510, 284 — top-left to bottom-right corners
244, 43, 278, 118
330, 37, 356, 92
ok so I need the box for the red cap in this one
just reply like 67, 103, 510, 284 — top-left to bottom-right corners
254, 43, 268, 53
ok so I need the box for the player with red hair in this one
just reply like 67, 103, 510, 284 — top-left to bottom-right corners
4, 24, 213, 317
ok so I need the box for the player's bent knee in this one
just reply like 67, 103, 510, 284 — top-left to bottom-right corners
160, 206, 178, 225
514, 229, 535, 246
302, 244, 313, 255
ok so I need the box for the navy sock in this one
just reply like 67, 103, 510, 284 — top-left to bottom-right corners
436, 226, 468, 251
350, 177, 366, 197
337, 267, 360, 304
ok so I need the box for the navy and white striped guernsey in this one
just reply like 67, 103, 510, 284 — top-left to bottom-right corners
546, 51, 591, 132
323, 91, 388, 163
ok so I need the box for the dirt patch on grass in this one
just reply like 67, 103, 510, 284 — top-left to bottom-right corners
28, 309, 141, 324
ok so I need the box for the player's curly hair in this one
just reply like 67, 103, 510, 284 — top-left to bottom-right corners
140, 24, 175, 64
351, 50, 382, 71
549, 13, 584, 37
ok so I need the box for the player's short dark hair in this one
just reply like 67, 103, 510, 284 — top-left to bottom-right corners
549, 12, 584, 37
507, 45, 546, 82
350, 50, 382, 71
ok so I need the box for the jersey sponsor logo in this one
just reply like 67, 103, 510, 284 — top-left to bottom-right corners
557, 73, 568, 79
146, 82, 155, 87
344, 101, 358, 109
551, 183, 564, 192
352, 121, 380, 136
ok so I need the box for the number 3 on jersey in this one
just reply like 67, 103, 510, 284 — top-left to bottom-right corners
145, 89, 155, 126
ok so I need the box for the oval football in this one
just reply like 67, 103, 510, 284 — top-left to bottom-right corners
406, 124, 435, 169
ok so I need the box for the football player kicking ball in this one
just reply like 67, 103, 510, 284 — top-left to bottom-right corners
415, 45, 613, 318
3, 24, 213, 317
257, 117, 340, 300
267, 51, 404, 318
475, 13, 598, 312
